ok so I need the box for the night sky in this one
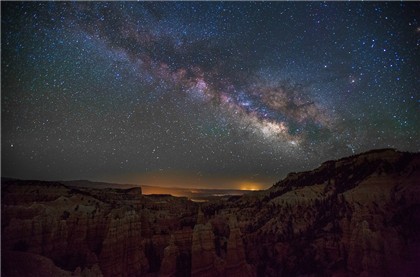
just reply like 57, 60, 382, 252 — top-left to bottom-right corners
2, 2, 419, 190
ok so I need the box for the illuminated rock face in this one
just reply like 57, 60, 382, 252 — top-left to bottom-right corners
2, 149, 420, 277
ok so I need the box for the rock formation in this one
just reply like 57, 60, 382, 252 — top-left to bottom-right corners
1, 180, 196, 276
2, 148, 420, 276
191, 211, 223, 277
225, 215, 254, 277
159, 235, 179, 277
98, 210, 148, 276
202, 148, 420, 276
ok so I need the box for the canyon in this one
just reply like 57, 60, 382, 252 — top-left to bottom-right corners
2, 148, 420, 276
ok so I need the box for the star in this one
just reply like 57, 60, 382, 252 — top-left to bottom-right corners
1, 1, 418, 189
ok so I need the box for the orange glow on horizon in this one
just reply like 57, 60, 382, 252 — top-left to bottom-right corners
104, 171, 272, 191
239, 181, 262, 191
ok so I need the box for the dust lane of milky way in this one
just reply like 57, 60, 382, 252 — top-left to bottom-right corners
1, 2, 419, 189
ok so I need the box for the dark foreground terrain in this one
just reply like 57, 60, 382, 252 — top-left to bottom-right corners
2, 148, 420, 276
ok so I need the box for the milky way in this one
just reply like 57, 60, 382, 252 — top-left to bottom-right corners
2, 2, 419, 189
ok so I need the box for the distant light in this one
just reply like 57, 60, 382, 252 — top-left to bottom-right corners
240, 181, 261, 191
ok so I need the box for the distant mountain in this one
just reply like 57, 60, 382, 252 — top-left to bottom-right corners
2, 148, 419, 276
2, 178, 253, 200
61, 179, 252, 200
60, 179, 140, 189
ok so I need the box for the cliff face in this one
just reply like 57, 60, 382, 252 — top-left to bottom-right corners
1, 182, 149, 276
2, 149, 420, 276
224, 216, 254, 277
191, 221, 222, 277
190, 210, 255, 277
202, 149, 420, 276
1, 181, 197, 276
159, 235, 179, 277
98, 210, 148, 276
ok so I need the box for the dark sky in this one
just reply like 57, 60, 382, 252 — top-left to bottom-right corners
2, 2, 419, 189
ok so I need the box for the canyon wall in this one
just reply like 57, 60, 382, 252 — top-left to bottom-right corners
2, 149, 419, 276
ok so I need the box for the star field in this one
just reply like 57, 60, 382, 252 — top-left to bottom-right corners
2, 2, 419, 189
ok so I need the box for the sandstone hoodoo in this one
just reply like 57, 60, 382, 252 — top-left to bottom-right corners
2, 149, 419, 276
159, 235, 179, 277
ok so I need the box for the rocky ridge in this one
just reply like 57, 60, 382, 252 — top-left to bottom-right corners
202, 148, 420, 276
2, 148, 420, 276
